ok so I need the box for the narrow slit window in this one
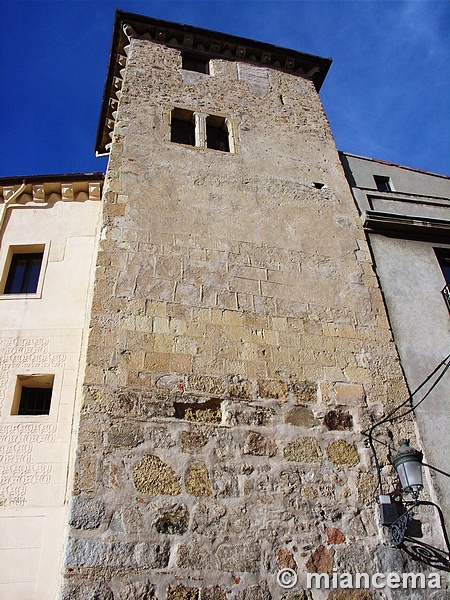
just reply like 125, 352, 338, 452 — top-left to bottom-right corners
4, 252, 43, 294
374, 175, 392, 192
182, 53, 209, 74
206, 115, 230, 152
171, 108, 195, 146
12, 374, 54, 416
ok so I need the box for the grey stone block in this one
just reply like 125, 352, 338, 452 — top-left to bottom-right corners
69, 497, 105, 530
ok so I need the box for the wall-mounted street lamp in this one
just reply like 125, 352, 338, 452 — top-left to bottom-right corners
378, 440, 424, 548
363, 354, 450, 570
390, 440, 423, 500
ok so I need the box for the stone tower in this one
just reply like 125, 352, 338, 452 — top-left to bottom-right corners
62, 12, 427, 599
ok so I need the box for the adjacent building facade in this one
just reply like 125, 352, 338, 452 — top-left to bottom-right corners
1, 11, 448, 600
340, 152, 450, 526
0, 175, 103, 599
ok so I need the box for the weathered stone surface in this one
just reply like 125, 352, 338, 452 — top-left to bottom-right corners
153, 503, 189, 534
229, 376, 254, 399
258, 379, 289, 401
284, 406, 317, 428
65, 539, 169, 568
323, 410, 353, 431
243, 431, 277, 456
326, 440, 360, 466
177, 540, 210, 569
107, 422, 144, 447
147, 425, 176, 448
280, 592, 312, 600
284, 438, 322, 463
237, 581, 272, 600
191, 502, 227, 535
183, 405, 222, 424
155, 373, 184, 391
188, 374, 226, 395
117, 581, 155, 600
334, 383, 365, 405
276, 547, 297, 570
213, 428, 236, 458
212, 465, 239, 497
373, 545, 405, 575
357, 473, 377, 505
65, 539, 109, 567
200, 586, 226, 600
224, 403, 276, 426
335, 545, 371, 574
291, 380, 317, 404
185, 462, 213, 497
327, 591, 374, 600
326, 527, 345, 544
73, 455, 100, 494
61, 582, 114, 600
121, 506, 144, 534
216, 542, 260, 572
69, 497, 105, 530
305, 545, 334, 574
167, 583, 199, 600
181, 427, 210, 453
133, 455, 181, 495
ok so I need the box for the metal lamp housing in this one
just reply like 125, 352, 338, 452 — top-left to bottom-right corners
391, 440, 424, 499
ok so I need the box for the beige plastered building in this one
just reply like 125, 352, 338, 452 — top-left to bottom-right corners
0, 175, 103, 599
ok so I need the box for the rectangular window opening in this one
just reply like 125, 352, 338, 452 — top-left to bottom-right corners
12, 374, 54, 416
4, 251, 43, 294
374, 175, 392, 192
206, 115, 230, 152
171, 108, 195, 146
181, 53, 210, 74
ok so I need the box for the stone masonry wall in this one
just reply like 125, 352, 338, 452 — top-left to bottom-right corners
62, 37, 437, 599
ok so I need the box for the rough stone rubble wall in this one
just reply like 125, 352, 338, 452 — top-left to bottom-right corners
62, 38, 430, 599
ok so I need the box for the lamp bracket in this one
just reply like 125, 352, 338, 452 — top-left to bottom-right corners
389, 506, 414, 547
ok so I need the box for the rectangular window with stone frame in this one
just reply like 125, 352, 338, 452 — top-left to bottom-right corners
170, 108, 233, 153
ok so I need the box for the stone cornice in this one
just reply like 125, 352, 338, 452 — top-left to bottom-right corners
0, 174, 104, 204
96, 10, 332, 155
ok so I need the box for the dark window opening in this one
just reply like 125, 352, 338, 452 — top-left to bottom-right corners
374, 175, 392, 192
18, 387, 52, 415
171, 108, 195, 146
436, 249, 450, 284
4, 252, 43, 294
13, 374, 54, 416
206, 116, 230, 152
435, 249, 450, 313
182, 54, 209, 74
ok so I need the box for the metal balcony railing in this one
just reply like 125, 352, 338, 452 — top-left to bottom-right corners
442, 285, 450, 313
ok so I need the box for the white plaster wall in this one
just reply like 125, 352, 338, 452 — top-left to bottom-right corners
0, 198, 101, 599
369, 234, 450, 525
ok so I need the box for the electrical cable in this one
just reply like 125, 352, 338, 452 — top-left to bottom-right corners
362, 353, 450, 497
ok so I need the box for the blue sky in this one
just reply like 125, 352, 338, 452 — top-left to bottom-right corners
1, 0, 449, 177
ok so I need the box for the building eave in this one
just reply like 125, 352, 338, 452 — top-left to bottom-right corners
0, 173, 104, 204
0, 173, 105, 187
363, 210, 450, 244
339, 151, 450, 181
96, 10, 332, 155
